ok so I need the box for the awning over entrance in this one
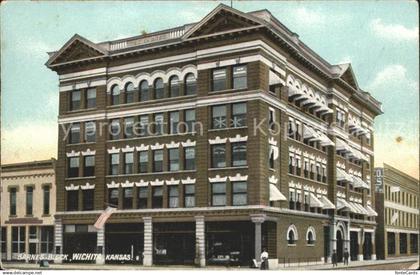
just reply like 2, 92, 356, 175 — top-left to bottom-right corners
269, 184, 287, 201
320, 196, 335, 209
337, 168, 353, 182
337, 198, 352, 211
309, 193, 324, 208
366, 205, 378, 217
351, 176, 370, 189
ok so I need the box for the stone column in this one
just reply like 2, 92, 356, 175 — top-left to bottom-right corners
54, 219, 63, 263
407, 233, 411, 256
327, 222, 337, 263
96, 227, 105, 264
357, 230, 364, 261
395, 232, 400, 256
195, 216, 206, 267
6, 226, 11, 261
371, 230, 377, 260
251, 214, 266, 263
143, 217, 153, 266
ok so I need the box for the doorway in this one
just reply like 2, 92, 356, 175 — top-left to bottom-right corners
336, 230, 343, 262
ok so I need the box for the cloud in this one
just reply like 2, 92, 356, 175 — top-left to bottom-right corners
367, 64, 418, 94
371, 18, 418, 42
1, 121, 57, 164
294, 7, 325, 26
338, 55, 352, 64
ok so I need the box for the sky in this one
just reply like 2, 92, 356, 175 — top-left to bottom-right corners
1, 1, 419, 178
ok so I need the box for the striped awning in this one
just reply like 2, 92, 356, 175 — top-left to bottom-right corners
320, 196, 335, 209
337, 198, 352, 211
366, 205, 378, 217
337, 168, 353, 182
351, 176, 370, 189
269, 184, 287, 201
309, 193, 324, 208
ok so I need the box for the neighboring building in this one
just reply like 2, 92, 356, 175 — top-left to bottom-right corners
0, 159, 56, 261
375, 164, 419, 260
45, 4, 382, 266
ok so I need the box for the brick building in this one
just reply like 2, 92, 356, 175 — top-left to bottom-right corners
375, 164, 419, 260
45, 4, 382, 266
0, 159, 56, 261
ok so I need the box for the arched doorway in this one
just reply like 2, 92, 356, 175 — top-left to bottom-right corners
336, 230, 343, 262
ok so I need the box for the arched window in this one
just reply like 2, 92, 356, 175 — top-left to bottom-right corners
287, 224, 298, 245
140, 80, 149, 101
125, 82, 135, 104
154, 78, 164, 99
169, 76, 180, 97
111, 85, 120, 105
185, 73, 197, 95
306, 226, 316, 245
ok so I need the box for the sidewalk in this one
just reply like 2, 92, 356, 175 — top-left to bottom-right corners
278, 256, 419, 270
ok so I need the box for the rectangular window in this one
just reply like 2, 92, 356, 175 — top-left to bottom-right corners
70, 90, 81, 110
12, 226, 25, 254
322, 165, 327, 183
82, 189, 94, 211
1, 227, 7, 254
110, 119, 120, 140
269, 108, 275, 130
168, 148, 180, 171
152, 186, 163, 208
69, 123, 80, 144
123, 188, 133, 209
289, 155, 295, 174
84, 121, 96, 142
43, 186, 50, 215
26, 187, 33, 215
66, 190, 79, 211
68, 157, 79, 178
138, 187, 148, 209
184, 185, 195, 208
212, 68, 227, 91
185, 109, 195, 132
184, 147, 196, 170
124, 152, 134, 174
139, 115, 149, 137
83, 155, 95, 177
169, 111, 179, 134
138, 151, 148, 173
211, 144, 226, 168
153, 150, 163, 172
10, 188, 17, 215
108, 189, 119, 207
231, 103, 247, 127
304, 160, 309, 178
40, 227, 54, 254
232, 181, 247, 206
212, 105, 227, 129
233, 65, 247, 89
86, 88, 96, 108
316, 164, 321, 181
232, 142, 247, 167
109, 153, 119, 175
212, 182, 226, 206
124, 117, 135, 138
168, 186, 179, 208
154, 113, 164, 135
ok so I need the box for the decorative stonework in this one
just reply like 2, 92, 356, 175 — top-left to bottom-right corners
208, 175, 227, 183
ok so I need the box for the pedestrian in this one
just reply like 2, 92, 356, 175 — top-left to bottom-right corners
260, 248, 269, 270
343, 248, 349, 266
332, 249, 338, 267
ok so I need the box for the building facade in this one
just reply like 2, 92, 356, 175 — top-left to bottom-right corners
0, 159, 56, 261
375, 164, 419, 260
46, 4, 382, 266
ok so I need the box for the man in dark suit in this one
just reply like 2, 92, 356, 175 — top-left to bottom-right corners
332, 249, 338, 267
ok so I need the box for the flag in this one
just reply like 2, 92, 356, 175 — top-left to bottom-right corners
391, 211, 399, 225
390, 186, 400, 193
94, 206, 116, 229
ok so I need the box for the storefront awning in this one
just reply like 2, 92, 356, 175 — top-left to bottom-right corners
309, 193, 324, 208
337, 168, 353, 182
320, 196, 335, 209
351, 176, 370, 189
269, 184, 287, 201
366, 205, 378, 217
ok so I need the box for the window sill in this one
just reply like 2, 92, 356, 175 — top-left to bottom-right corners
66, 141, 96, 146
9, 215, 17, 218
65, 176, 96, 180
208, 87, 248, 94
106, 132, 198, 142
306, 244, 315, 247
107, 94, 197, 108
208, 166, 248, 171
288, 174, 328, 186
287, 138, 328, 155
287, 244, 297, 247
106, 170, 197, 177
42, 214, 51, 217
25, 215, 34, 218
208, 126, 248, 132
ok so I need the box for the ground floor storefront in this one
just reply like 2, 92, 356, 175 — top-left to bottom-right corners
53, 208, 378, 267
1, 225, 54, 261
384, 230, 418, 258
